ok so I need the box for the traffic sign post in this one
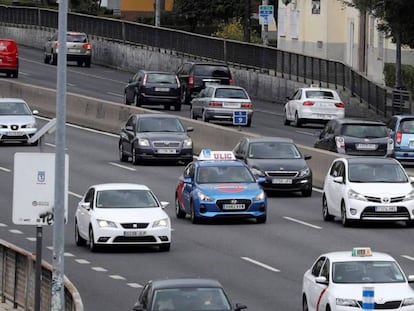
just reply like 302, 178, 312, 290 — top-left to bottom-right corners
259, 3, 273, 46
233, 111, 248, 131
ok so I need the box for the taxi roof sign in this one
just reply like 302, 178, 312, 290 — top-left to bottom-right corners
198, 149, 236, 161
352, 247, 372, 257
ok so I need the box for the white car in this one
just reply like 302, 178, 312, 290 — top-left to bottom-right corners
0, 98, 38, 145
75, 183, 171, 252
322, 157, 414, 227
284, 86, 344, 127
302, 247, 414, 311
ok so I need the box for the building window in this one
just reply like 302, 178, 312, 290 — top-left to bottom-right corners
312, 0, 321, 14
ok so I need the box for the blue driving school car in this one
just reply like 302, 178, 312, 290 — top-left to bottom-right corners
175, 150, 267, 224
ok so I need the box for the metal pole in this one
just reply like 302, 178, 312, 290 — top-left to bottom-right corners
51, 0, 67, 308
34, 226, 42, 311
262, 0, 269, 46
155, 0, 161, 27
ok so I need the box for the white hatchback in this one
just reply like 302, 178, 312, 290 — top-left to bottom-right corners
302, 247, 414, 311
322, 157, 414, 227
75, 183, 171, 252
284, 86, 344, 127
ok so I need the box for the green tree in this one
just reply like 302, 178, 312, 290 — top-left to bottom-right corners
213, 18, 262, 44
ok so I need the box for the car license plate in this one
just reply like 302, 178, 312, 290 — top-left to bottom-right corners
6, 131, 22, 136
124, 231, 146, 237
222, 103, 241, 108
157, 149, 176, 154
375, 206, 397, 212
155, 87, 170, 92
409, 140, 414, 148
223, 204, 245, 210
272, 179, 292, 184
68, 48, 80, 53
356, 143, 377, 150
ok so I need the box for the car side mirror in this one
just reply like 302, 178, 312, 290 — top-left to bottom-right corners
125, 125, 134, 131
333, 176, 344, 184
132, 304, 144, 311
410, 177, 414, 183
186, 127, 194, 132
80, 202, 90, 210
32, 110, 39, 115
160, 201, 169, 209
315, 276, 328, 285
235, 303, 247, 310
304, 155, 312, 160
407, 275, 414, 283
183, 177, 192, 184
256, 176, 266, 184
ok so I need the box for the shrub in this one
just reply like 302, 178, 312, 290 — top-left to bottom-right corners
384, 63, 414, 95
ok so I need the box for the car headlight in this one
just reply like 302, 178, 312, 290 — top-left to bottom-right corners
348, 189, 367, 201
153, 218, 169, 228
298, 167, 310, 177
253, 190, 265, 201
138, 138, 150, 147
403, 189, 414, 202
196, 190, 214, 202
250, 168, 265, 177
183, 138, 192, 148
336, 298, 358, 307
96, 219, 117, 228
25, 122, 37, 129
402, 297, 414, 306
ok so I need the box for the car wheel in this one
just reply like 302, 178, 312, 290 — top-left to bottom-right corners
163, 104, 170, 111
43, 52, 50, 64
190, 201, 199, 224
132, 146, 140, 165
6, 72, 11, 78
89, 226, 99, 252
173, 103, 181, 111
119, 143, 128, 162
406, 220, 414, 227
175, 196, 186, 219
202, 110, 209, 123
302, 187, 312, 197
51, 52, 57, 65
77, 60, 83, 67
124, 92, 131, 105
159, 243, 170, 252
135, 94, 142, 107
75, 220, 86, 246
245, 118, 252, 127
283, 110, 290, 125
256, 215, 267, 224
294, 112, 302, 127
190, 106, 197, 120
84, 59, 91, 68
341, 201, 351, 227
302, 296, 308, 311
322, 194, 334, 221
180, 88, 188, 105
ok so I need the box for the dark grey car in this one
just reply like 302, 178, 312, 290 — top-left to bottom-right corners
118, 114, 193, 165
314, 118, 394, 156
232, 136, 313, 196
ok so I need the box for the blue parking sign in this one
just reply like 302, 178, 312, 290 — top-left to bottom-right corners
233, 111, 247, 125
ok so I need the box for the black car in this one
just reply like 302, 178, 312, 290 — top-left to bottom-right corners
118, 114, 194, 165
132, 278, 247, 311
314, 118, 394, 156
124, 70, 182, 111
232, 136, 313, 196
176, 61, 233, 105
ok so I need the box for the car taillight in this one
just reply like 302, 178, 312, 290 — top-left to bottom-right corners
143, 74, 147, 86
335, 102, 345, 108
54, 41, 59, 47
188, 76, 194, 87
209, 101, 222, 107
396, 131, 402, 144
335, 136, 345, 149
83, 43, 91, 49
387, 138, 394, 151
229, 78, 233, 85
303, 101, 314, 106
241, 103, 253, 108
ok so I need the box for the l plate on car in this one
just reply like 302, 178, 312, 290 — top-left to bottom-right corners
68, 48, 81, 53
124, 231, 146, 236
157, 149, 176, 154
356, 143, 377, 150
375, 206, 397, 212
155, 87, 170, 92
7, 131, 22, 136
272, 178, 292, 184
223, 102, 241, 108
223, 204, 245, 210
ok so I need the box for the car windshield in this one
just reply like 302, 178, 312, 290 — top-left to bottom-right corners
197, 166, 256, 183
341, 124, 388, 138
248, 142, 301, 159
151, 287, 232, 311
214, 88, 248, 99
333, 261, 405, 284
400, 120, 414, 134
138, 118, 185, 132
146, 73, 177, 84
348, 162, 408, 183
305, 90, 335, 99
193, 65, 230, 77
67, 34, 87, 42
0, 102, 32, 115
95, 190, 159, 208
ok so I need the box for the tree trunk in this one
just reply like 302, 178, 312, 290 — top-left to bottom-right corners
394, 31, 403, 89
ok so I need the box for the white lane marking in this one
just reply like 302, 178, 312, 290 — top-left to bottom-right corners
107, 92, 123, 98
27, 237, 36, 242
64, 252, 75, 257
92, 267, 108, 272
127, 283, 143, 288
313, 187, 323, 193
109, 275, 126, 280
9, 229, 23, 234
47, 246, 53, 251
253, 109, 280, 116
69, 191, 83, 199
283, 216, 322, 230
75, 259, 90, 264
241, 257, 280, 272
67, 83, 76, 87
109, 162, 136, 171
296, 130, 316, 136
401, 255, 414, 261
0, 223, 8, 227
0, 166, 11, 172
18, 71, 29, 76
45, 142, 56, 148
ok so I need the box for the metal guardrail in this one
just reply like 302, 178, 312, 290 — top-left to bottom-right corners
0, 239, 83, 310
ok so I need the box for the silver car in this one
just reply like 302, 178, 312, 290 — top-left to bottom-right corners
0, 98, 38, 145
43, 31, 92, 67
190, 85, 253, 127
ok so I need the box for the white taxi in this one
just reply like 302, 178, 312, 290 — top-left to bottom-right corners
302, 247, 414, 311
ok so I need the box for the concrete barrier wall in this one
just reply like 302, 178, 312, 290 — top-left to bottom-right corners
0, 80, 341, 189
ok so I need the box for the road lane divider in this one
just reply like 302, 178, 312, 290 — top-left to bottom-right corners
283, 216, 322, 229
241, 257, 280, 272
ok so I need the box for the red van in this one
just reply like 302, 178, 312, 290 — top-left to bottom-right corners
0, 39, 19, 78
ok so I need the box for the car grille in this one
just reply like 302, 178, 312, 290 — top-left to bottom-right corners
152, 141, 181, 148
113, 236, 156, 243
265, 171, 298, 178
121, 223, 148, 229
364, 195, 406, 203
361, 206, 410, 218
216, 199, 251, 211
357, 300, 402, 309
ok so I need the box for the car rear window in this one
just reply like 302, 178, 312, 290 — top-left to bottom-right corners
214, 88, 248, 99
193, 65, 231, 78
400, 120, 414, 133
146, 73, 177, 84
0, 40, 17, 52
305, 90, 335, 99
67, 34, 88, 43
342, 124, 388, 138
